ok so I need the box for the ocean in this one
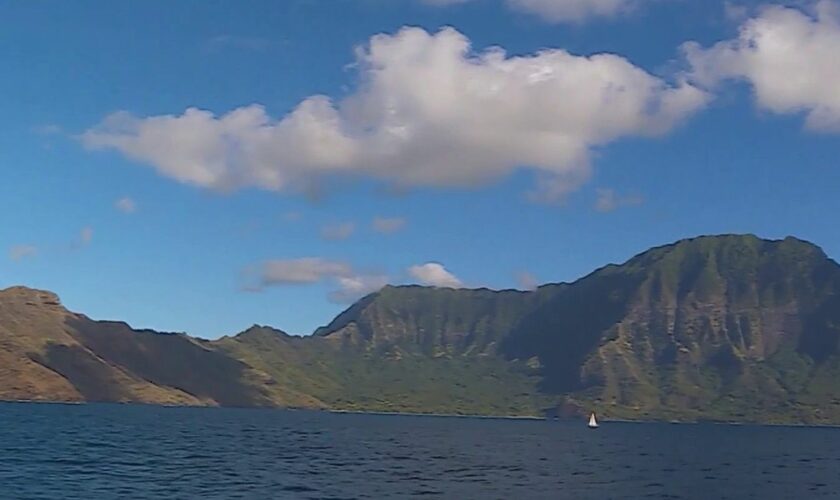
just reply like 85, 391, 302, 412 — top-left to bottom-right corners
0, 402, 837, 499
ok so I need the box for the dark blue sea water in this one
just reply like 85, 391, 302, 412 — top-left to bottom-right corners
1, 403, 838, 499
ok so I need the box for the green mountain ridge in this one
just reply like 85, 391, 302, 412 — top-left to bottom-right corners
3, 234, 840, 423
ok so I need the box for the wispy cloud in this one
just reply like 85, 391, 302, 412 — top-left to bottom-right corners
66, 226, 94, 251
281, 211, 302, 223
244, 257, 388, 303
516, 271, 539, 291
722, 1, 748, 22
321, 222, 356, 241
423, 0, 655, 23
80, 226, 93, 245
258, 258, 353, 286
9, 244, 38, 261
33, 124, 66, 150
595, 188, 644, 213
372, 216, 407, 234
245, 257, 472, 301
115, 196, 137, 214
32, 124, 63, 136
10, 227, 94, 261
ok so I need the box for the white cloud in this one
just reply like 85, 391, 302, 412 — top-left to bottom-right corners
516, 271, 539, 290
372, 216, 407, 234
683, 1, 840, 132
408, 262, 464, 288
115, 196, 137, 213
594, 188, 644, 212
330, 274, 391, 303
83, 27, 706, 202
321, 222, 356, 241
9, 245, 38, 261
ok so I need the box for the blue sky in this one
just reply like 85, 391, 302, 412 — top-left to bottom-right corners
1, 0, 839, 337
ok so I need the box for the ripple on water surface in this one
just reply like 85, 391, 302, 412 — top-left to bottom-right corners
1, 403, 839, 499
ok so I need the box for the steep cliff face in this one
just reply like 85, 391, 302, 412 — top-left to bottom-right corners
4, 234, 840, 423
219, 322, 548, 416
0, 287, 89, 403
0, 287, 292, 407
502, 235, 840, 421
314, 284, 562, 356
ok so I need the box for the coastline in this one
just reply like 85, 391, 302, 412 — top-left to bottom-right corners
328, 408, 545, 421
2, 398, 839, 428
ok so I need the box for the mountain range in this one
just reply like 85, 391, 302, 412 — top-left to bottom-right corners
3, 234, 840, 424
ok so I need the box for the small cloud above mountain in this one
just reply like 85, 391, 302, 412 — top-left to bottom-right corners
372, 217, 407, 234
115, 197, 137, 214
321, 222, 356, 241
408, 262, 463, 288
594, 188, 644, 213
9, 245, 38, 261
516, 271, 539, 291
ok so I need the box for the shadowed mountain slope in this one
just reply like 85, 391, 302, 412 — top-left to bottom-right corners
0, 287, 310, 407
3, 234, 840, 423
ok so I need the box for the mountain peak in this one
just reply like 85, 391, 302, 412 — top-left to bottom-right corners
3, 234, 840, 423
234, 324, 291, 340
0, 286, 63, 307
615, 233, 827, 272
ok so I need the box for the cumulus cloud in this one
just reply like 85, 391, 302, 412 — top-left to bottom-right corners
9, 245, 38, 261
83, 27, 706, 202
683, 1, 840, 132
372, 216, 407, 234
115, 196, 137, 213
320, 222, 356, 241
594, 188, 644, 212
408, 262, 464, 288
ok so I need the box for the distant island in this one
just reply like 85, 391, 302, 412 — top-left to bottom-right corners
2, 234, 840, 425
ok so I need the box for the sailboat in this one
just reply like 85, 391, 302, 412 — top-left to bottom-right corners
588, 412, 599, 429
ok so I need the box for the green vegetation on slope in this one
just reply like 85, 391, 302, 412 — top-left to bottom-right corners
216, 325, 549, 416
3, 234, 840, 424
508, 235, 840, 423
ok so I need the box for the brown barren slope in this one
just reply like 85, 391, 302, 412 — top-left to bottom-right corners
0, 286, 315, 407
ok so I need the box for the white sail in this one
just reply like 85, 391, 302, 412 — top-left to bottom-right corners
588, 412, 598, 428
